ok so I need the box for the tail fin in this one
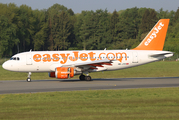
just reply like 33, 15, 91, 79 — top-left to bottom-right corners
133, 19, 170, 51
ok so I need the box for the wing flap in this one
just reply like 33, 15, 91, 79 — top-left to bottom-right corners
63, 59, 112, 67
62, 59, 113, 71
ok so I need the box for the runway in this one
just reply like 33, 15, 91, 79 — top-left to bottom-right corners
0, 77, 179, 94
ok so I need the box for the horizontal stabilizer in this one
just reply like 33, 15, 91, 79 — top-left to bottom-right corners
149, 51, 173, 58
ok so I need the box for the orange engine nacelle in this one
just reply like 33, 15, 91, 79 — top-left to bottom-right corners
56, 67, 75, 79
49, 67, 75, 79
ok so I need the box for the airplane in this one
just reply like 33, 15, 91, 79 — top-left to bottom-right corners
2, 19, 173, 82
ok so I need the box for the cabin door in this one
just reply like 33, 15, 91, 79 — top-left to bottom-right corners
132, 52, 138, 63
26, 53, 32, 65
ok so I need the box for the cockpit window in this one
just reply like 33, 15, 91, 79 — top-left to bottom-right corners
10, 57, 20, 61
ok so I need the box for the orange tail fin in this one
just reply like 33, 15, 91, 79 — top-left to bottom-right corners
132, 19, 170, 51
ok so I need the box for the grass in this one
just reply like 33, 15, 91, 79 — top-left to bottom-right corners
0, 61, 179, 80
0, 58, 8, 65
0, 88, 179, 120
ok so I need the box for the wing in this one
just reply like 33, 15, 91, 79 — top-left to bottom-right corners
63, 59, 113, 72
49, 59, 113, 72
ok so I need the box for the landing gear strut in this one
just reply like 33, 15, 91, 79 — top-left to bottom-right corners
26, 72, 31, 82
79, 74, 92, 81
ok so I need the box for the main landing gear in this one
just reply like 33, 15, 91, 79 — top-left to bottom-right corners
26, 72, 31, 82
79, 74, 92, 81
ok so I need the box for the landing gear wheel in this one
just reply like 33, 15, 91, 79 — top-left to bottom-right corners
79, 74, 85, 80
27, 72, 32, 82
85, 76, 91, 81
26, 78, 31, 82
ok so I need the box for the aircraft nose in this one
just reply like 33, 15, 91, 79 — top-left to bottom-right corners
2, 62, 10, 70
2, 61, 19, 71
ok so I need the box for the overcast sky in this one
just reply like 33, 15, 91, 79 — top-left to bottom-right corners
0, 0, 179, 13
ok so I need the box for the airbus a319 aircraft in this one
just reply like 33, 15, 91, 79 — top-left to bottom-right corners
2, 19, 173, 82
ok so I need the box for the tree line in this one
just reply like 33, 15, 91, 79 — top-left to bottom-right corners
0, 3, 179, 58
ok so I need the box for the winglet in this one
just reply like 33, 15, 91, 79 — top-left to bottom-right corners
132, 19, 170, 51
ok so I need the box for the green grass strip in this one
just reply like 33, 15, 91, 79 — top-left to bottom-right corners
0, 88, 179, 120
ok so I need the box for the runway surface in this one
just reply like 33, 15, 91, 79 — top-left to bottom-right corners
0, 77, 179, 94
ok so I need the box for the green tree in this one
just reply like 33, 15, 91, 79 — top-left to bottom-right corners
115, 7, 140, 49
77, 11, 94, 50
16, 5, 35, 52
174, 7, 179, 22
140, 9, 158, 33
109, 10, 119, 48
53, 11, 71, 50
0, 15, 19, 57
67, 9, 76, 50
94, 9, 110, 50
157, 8, 169, 19
0, 3, 20, 56
46, 4, 69, 50
33, 10, 48, 51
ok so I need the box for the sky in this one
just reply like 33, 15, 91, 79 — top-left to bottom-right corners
0, 0, 179, 13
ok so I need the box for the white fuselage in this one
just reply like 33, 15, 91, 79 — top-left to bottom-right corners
2, 50, 173, 73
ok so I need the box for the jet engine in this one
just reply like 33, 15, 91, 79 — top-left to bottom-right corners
48, 72, 56, 78
49, 67, 75, 79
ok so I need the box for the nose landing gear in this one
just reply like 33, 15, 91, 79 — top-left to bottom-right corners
26, 72, 31, 82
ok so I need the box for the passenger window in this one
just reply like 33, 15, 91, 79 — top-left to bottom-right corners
13, 57, 16, 60
17, 57, 20, 60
